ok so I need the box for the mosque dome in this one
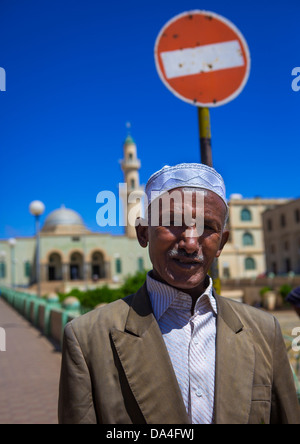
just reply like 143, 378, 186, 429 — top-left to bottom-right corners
41, 205, 87, 234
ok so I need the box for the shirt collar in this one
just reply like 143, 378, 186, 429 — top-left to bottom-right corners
146, 272, 217, 321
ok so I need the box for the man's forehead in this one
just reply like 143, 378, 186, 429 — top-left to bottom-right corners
153, 187, 221, 210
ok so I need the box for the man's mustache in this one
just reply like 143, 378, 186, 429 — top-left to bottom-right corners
168, 248, 204, 263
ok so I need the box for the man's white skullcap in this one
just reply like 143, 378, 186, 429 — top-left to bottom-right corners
145, 163, 228, 208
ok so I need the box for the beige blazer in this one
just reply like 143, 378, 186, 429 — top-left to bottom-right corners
58, 284, 300, 424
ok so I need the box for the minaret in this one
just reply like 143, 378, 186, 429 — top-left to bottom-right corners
120, 124, 144, 238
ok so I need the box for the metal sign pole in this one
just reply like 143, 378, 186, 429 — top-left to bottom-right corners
198, 107, 221, 295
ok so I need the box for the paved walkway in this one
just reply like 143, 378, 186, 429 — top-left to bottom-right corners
0, 298, 62, 424
0, 297, 299, 424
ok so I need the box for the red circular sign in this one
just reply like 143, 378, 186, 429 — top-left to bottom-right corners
154, 10, 250, 107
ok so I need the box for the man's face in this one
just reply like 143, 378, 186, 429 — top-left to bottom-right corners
136, 188, 229, 296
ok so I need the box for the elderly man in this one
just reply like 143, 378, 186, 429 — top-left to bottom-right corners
58, 163, 300, 424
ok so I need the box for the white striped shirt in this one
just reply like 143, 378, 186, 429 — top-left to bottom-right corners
146, 273, 217, 424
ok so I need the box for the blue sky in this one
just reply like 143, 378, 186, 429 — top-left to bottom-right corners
0, 0, 299, 238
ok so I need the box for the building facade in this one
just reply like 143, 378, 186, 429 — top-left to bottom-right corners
218, 195, 290, 279
262, 198, 300, 275
0, 135, 151, 293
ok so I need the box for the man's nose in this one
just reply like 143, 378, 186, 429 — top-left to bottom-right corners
178, 226, 199, 254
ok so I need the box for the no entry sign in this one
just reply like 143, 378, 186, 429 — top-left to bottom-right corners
154, 10, 250, 107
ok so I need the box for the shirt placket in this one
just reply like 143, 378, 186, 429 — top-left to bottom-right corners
189, 311, 213, 424
187, 316, 194, 420
167, 297, 193, 414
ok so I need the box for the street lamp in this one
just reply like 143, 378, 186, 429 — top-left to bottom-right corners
8, 238, 16, 288
29, 200, 45, 297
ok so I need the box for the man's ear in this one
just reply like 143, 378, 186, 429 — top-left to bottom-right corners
135, 218, 149, 248
215, 230, 229, 258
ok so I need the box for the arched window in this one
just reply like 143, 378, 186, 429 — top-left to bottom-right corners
69, 252, 83, 281
48, 252, 63, 281
245, 257, 256, 270
242, 232, 254, 246
241, 208, 252, 221
92, 251, 105, 279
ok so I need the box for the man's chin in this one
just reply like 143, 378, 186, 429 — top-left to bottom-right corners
164, 269, 208, 293
151, 266, 209, 293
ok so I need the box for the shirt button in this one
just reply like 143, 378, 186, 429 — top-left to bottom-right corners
194, 338, 199, 345
195, 389, 202, 397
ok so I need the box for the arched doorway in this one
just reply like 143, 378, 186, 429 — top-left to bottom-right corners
48, 253, 63, 281
69, 252, 83, 280
91, 251, 105, 280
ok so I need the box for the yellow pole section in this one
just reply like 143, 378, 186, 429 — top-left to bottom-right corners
198, 107, 213, 167
198, 107, 211, 139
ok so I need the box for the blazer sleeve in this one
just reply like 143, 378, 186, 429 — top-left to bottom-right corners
58, 322, 97, 424
271, 317, 300, 424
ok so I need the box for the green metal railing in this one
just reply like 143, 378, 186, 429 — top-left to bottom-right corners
0, 286, 81, 346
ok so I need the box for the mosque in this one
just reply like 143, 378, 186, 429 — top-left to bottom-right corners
0, 134, 152, 294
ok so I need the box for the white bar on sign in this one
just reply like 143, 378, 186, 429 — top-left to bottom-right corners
160, 40, 244, 79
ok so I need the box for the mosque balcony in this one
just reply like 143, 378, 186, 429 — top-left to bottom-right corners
119, 158, 141, 170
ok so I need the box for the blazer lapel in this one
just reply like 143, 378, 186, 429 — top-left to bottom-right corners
111, 284, 190, 424
214, 294, 255, 424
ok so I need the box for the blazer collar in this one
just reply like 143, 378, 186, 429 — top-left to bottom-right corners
124, 283, 156, 336
126, 284, 244, 334
214, 288, 244, 333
